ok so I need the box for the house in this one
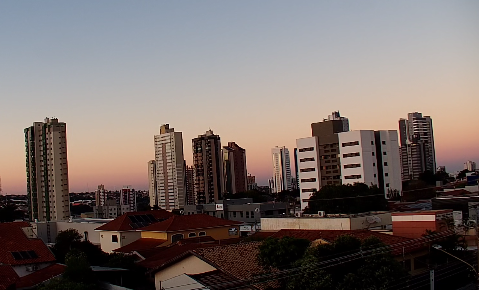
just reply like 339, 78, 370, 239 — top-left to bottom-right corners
0, 222, 66, 289
392, 209, 453, 238
95, 210, 173, 252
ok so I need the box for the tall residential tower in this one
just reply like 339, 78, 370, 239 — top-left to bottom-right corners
222, 142, 247, 195
271, 146, 292, 193
25, 118, 70, 221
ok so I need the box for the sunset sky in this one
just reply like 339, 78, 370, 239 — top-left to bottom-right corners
0, 1, 478, 194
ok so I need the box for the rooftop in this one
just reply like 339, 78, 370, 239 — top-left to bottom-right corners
95, 210, 174, 232
138, 214, 242, 232
16, 264, 66, 289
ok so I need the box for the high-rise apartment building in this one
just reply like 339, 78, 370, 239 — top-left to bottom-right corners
296, 137, 321, 209
154, 124, 186, 210
192, 130, 224, 204
271, 146, 292, 193
25, 118, 70, 221
222, 142, 247, 195
464, 161, 477, 172
373, 130, 402, 196
399, 112, 436, 173
247, 174, 257, 191
293, 148, 300, 191
311, 111, 350, 187
120, 186, 136, 212
95, 184, 107, 207
148, 160, 158, 208
400, 137, 427, 181
185, 165, 195, 205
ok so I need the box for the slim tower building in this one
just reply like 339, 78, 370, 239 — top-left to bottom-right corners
148, 160, 158, 208
222, 142, 247, 195
25, 118, 70, 221
271, 146, 292, 193
154, 124, 186, 210
95, 184, 107, 207
192, 130, 224, 204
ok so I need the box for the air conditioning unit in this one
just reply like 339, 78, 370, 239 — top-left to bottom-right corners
318, 211, 326, 217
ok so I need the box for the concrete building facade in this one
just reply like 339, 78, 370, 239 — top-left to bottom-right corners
24, 118, 70, 221
148, 160, 158, 208
154, 124, 186, 210
95, 184, 107, 207
464, 160, 477, 172
120, 186, 136, 212
400, 138, 427, 181
192, 130, 224, 204
374, 130, 402, 197
185, 165, 195, 206
222, 142, 247, 195
296, 137, 321, 209
271, 146, 292, 193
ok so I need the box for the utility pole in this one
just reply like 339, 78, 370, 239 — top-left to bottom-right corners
430, 269, 434, 290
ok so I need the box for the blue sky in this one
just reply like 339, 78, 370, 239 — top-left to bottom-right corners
1, 1, 478, 193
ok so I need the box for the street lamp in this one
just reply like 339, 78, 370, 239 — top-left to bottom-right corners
432, 244, 478, 288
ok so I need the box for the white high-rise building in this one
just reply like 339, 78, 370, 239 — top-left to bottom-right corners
338, 130, 402, 198
24, 118, 70, 221
148, 160, 158, 207
154, 124, 186, 210
296, 137, 321, 209
464, 161, 477, 172
271, 146, 292, 193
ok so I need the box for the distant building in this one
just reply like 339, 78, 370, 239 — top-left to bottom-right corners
296, 137, 321, 209
436, 166, 446, 172
271, 146, 292, 193
400, 136, 427, 181
185, 165, 195, 205
148, 160, 158, 208
95, 184, 107, 207
464, 161, 477, 172
154, 124, 186, 210
120, 186, 136, 212
222, 142, 247, 195
24, 118, 70, 221
399, 112, 436, 173
247, 174, 257, 191
293, 148, 300, 190
93, 199, 132, 219
192, 130, 224, 204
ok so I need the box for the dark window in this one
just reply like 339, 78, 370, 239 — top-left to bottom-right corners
299, 147, 314, 152
112, 235, 118, 243
302, 188, 317, 193
373, 163, 376, 167
301, 178, 317, 182
251, 211, 254, 217
172, 234, 184, 243
344, 175, 362, 180
84, 231, 89, 241
233, 212, 237, 218
342, 141, 359, 147
383, 152, 387, 155
386, 183, 390, 187
382, 141, 386, 145
199, 231, 206, 236
385, 173, 389, 177
300, 157, 315, 162
372, 152, 375, 156
371, 141, 374, 145
246, 211, 249, 218
374, 174, 377, 178
342, 152, 360, 158
188, 232, 196, 238
300, 168, 315, 172
384, 162, 388, 166
344, 163, 361, 169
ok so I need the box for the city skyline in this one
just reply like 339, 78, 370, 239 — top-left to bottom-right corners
1, 1, 478, 194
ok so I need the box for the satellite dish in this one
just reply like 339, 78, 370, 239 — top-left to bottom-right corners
254, 208, 260, 212
366, 216, 381, 224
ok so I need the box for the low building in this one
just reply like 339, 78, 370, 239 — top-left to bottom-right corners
261, 212, 392, 231
93, 199, 133, 219
391, 209, 453, 238
184, 198, 288, 233
95, 210, 174, 253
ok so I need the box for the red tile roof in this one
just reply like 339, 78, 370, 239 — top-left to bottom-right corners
0, 265, 18, 290
0, 222, 56, 266
138, 214, 242, 232
113, 238, 167, 253
95, 210, 174, 232
16, 264, 66, 288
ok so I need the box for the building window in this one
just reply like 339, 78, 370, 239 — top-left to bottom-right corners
344, 164, 361, 169
302, 188, 317, 193
383, 152, 387, 155
385, 173, 389, 177
301, 178, 317, 182
384, 162, 388, 166
251, 211, 254, 217
172, 234, 184, 243
344, 175, 362, 180
386, 183, 390, 187
233, 212, 237, 218
188, 232, 196, 238
112, 235, 118, 243
371, 141, 374, 145
300, 157, 315, 162
342, 141, 359, 147
84, 231, 89, 241
199, 231, 206, 236
372, 152, 375, 156
299, 147, 314, 152
300, 168, 316, 172
373, 163, 376, 167
382, 141, 386, 145
342, 152, 360, 158
240, 211, 243, 218
246, 211, 249, 218
374, 174, 377, 178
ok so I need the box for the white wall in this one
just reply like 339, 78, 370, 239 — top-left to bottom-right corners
261, 218, 352, 231
161, 274, 203, 290
338, 131, 378, 187
376, 130, 402, 197
296, 137, 321, 210
98, 231, 141, 253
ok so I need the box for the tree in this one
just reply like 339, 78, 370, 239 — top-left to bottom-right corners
286, 235, 408, 290
304, 183, 388, 214
258, 236, 310, 270
0, 203, 23, 222
457, 169, 470, 180
52, 229, 107, 265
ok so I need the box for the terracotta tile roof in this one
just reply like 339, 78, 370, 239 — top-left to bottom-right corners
189, 270, 243, 290
16, 264, 66, 288
192, 242, 277, 289
0, 265, 18, 290
95, 210, 174, 232
138, 214, 242, 232
0, 222, 56, 266
139, 237, 242, 270
113, 238, 167, 253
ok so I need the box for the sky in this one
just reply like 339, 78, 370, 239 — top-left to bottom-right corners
0, 1, 478, 194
